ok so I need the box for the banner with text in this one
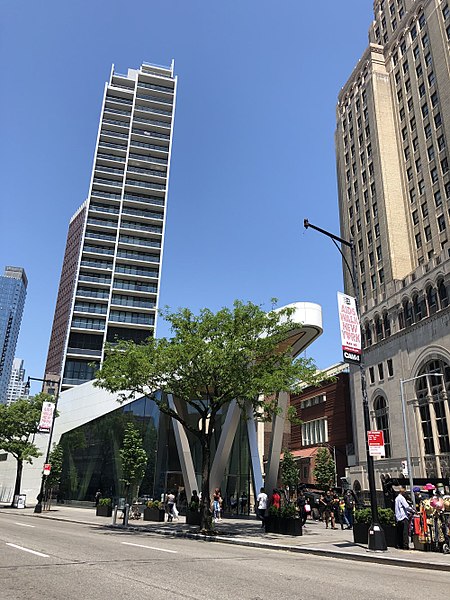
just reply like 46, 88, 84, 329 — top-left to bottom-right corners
38, 402, 55, 433
337, 292, 362, 365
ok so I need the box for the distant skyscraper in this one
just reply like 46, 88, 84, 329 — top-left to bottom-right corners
336, 0, 450, 487
44, 61, 177, 391
0, 267, 28, 403
6, 358, 29, 404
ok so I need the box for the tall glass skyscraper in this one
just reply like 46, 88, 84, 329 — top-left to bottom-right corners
44, 61, 177, 391
0, 267, 28, 404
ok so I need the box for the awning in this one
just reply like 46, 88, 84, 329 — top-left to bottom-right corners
281, 448, 319, 460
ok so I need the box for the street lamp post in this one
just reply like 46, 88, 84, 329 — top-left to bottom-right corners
304, 218, 387, 551
400, 372, 445, 508
25, 376, 61, 513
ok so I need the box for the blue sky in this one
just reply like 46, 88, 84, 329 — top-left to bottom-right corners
1, 1, 374, 393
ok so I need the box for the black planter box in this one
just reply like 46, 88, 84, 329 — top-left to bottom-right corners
96, 505, 112, 517
265, 517, 302, 536
143, 507, 166, 522
353, 522, 397, 547
186, 511, 201, 526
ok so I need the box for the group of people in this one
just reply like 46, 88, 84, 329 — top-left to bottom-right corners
317, 489, 356, 530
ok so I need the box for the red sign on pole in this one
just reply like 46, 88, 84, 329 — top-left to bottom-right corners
43, 464, 51, 476
367, 430, 385, 457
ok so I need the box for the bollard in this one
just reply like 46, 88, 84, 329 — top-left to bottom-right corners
123, 503, 130, 527
112, 505, 118, 525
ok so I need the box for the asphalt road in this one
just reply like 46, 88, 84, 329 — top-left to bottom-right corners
0, 512, 447, 600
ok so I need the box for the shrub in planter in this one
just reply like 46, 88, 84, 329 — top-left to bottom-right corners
96, 498, 112, 517
186, 501, 201, 525
143, 500, 165, 522
265, 504, 302, 536
353, 507, 397, 547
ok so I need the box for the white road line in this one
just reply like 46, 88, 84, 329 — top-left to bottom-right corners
6, 543, 49, 557
13, 522, 35, 528
121, 541, 177, 553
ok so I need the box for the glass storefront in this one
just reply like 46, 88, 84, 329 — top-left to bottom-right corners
58, 394, 252, 512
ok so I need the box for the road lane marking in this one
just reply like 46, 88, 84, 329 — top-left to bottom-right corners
121, 541, 177, 553
13, 522, 35, 528
6, 543, 49, 557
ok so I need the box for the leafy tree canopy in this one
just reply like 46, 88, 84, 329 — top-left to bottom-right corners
313, 447, 336, 490
280, 449, 300, 495
0, 394, 54, 463
119, 422, 148, 501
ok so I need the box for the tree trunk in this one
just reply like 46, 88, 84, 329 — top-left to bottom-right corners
200, 443, 213, 532
11, 459, 23, 507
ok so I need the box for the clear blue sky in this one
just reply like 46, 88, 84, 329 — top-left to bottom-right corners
1, 1, 374, 393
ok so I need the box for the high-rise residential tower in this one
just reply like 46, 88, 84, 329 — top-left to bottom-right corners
336, 1, 450, 488
0, 267, 28, 403
44, 61, 177, 391
6, 358, 29, 404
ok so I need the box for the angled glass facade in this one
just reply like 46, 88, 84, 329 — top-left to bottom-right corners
58, 394, 252, 513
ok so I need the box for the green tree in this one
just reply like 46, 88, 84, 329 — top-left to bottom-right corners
95, 300, 319, 531
313, 447, 336, 490
45, 443, 64, 506
280, 449, 299, 502
0, 394, 55, 506
119, 422, 148, 503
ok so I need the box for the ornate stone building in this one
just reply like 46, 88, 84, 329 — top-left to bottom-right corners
335, 0, 450, 489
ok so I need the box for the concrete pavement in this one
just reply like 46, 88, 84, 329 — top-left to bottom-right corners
1, 512, 449, 600
2, 504, 450, 572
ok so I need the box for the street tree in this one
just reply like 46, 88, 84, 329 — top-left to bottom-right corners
280, 449, 299, 502
0, 394, 55, 505
313, 447, 336, 490
45, 443, 64, 507
95, 300, 319, 531
120, 422, 148, 503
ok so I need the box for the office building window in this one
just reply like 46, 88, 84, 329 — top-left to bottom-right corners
301, 418, 328, 446
369, 367, 375, 384
374, 396, 392, 458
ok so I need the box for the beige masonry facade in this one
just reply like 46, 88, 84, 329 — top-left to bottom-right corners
336, 0, 450, 490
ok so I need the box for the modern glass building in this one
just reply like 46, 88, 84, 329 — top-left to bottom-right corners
44, 61, 177, 392
57, 392, 252, 512
0, 267, 28, 404
6, 358, 29, 404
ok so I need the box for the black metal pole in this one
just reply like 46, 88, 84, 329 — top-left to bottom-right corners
304, 219, 387, 551
27, 377, 61, 514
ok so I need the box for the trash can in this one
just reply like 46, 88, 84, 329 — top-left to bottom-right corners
13, 494, 26, 508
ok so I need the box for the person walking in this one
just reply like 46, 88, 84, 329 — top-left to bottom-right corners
94, 490, 102, 507
296, 490, 308, 526
212, 488, 222, 522
256, 487, 268, 527
166, 491, 175, 522
344, 490, 355, 530
320, 489, 337, 529
395, 487, 414, 550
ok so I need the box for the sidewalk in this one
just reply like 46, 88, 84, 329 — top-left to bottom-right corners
3, 504, 450, 572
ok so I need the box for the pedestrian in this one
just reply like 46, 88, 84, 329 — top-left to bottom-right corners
296, 490, 308, 526
94, 490, 101, 507
395, 487, 414, 550
344, 490, 355, 530
256, 487, 268, 527
190, 490, 199, 508
212, 488, 222, 522
320, 489, 337, 529
166, 491, 175, 522
271, 489, 281, 510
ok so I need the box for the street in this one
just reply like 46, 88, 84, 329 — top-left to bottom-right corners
0, 512, 447, 600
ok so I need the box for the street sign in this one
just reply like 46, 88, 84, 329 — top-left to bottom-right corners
337, 292, 361, 365
401, 460, 409, 477
43, 463, 51, 476
367, 430, 385, 457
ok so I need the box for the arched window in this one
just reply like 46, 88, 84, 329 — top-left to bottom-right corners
374, 316, 383, 342
383, 312, 391, 337
403, 298, 413, 327
365, 322, 372, 346
438, 279, 449, 309
415, 358, 450, 455
427, 286, 438, 315
374, 396, 391, 458
412, 294, 425, 321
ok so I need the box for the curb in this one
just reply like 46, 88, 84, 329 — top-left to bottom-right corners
4, 511, 450, 572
